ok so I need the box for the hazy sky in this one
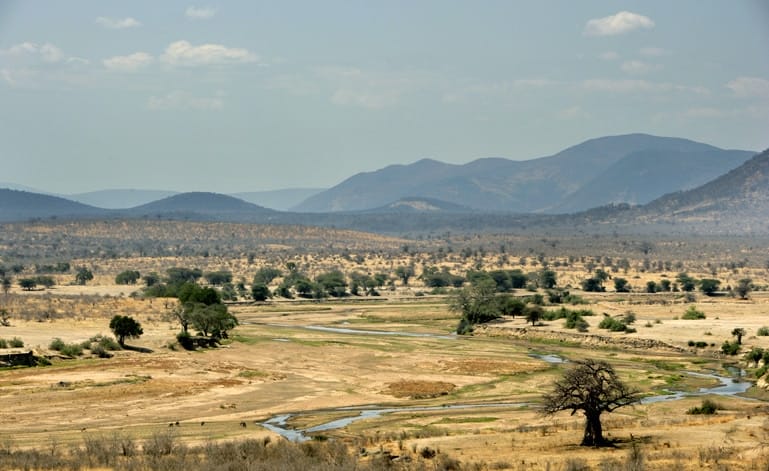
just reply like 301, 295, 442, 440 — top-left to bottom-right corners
1, 1, 768, 194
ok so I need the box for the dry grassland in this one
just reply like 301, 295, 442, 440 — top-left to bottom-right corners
1, 221, 769, 469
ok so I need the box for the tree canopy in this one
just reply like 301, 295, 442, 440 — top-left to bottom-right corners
543, 359, 638, 446
109, 315, 143, 346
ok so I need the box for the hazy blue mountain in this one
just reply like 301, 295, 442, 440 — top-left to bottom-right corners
642, 148, 769, 219
0, 182, 51, 194
126, 192, 276, 218
0, 189, 107, 221
67, 189, 179, 209
552, 148, 755, 213
294, 134, 742, 213
233, 188, 325, 211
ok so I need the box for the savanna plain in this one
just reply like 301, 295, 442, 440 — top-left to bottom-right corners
1, 220, 769, 470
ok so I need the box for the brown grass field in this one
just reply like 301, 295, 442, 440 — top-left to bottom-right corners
1, 221, 769, 469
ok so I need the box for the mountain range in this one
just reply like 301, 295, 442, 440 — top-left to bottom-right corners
292, 133, 754, 213
1, 133, 766, 235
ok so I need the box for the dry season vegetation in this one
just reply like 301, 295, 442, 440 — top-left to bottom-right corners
1, 220, 769, 469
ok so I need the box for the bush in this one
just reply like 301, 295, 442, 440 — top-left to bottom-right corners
598, 316, 627, 332
0, 339, 7, 348
91, 344, 112, 358
49, 338, 65, 351
687, 399, 719, 415
721, 341, 740, 355
60, 343, 84, 357
176, 331, 195, 350
758, 326, 769, 336
682, 306, 706, 320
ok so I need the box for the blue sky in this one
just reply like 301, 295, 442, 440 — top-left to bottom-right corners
1, 1, 768, 193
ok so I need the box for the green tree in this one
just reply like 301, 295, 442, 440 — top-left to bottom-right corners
539, 270, 557, 289
496, 295, 526, 318
613, 278, 630, 293
204, 271, 232, 286
698, 278, 720, 296
732, 327, 746, 345
109, 315, 143, 346
676, 273, 696, 292
1, 276, 11, 296
34, 275, 55, 289
253, 267, 282, 285
251, 283, 271, 302
581, 277, 604, 292
142, 272, 160, 287
524, 304, 544, 326
187, 303, 238, 339
449, 279, 500, 334
315, 270, 348, 297
395, 265, 415, 285
115, 270, 141, 285
735, 278, 752, 300
166, 267, 202, 285
18, 278, 36, 291
75, 267, 94, 285
645, 281, 657, 293
543, 359, 639, 447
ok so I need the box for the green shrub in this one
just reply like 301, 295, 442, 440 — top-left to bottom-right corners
721, 340, 740, 355
0, 339, 7, 348
9, 337, 23, 348
746, 347, 765, 363
758, 326, 769, 336
687, 399, 719, 415
60, 343, 84, 357
91, 344, 112, 358
49, 338, 65, 351
598, 316, 627, 332
682, 306, 706, 320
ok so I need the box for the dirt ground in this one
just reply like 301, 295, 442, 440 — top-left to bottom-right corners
1, 286, 769, 469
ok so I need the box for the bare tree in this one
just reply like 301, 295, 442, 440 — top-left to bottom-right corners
543, 359, 639, 446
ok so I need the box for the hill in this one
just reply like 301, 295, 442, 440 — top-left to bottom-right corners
365, 196, 471, 213
293, 134, 751, 213
639, 148, 769, 228
127, 192, 276, 218
553, 148, 755, 213
0, 189, 107, 221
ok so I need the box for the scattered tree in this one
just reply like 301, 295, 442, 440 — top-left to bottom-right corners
613, 278, 630, 293
115, 270, 141, 285
109, 315, 143, 346
735, 278, 752, 300
251, 283, 271, 302
543, 359, 639, 447
676, 273, 696, 292
524, 304, 544, 326
698, 278, 720, 296
395, 265, 415, 286
732, 327, 746, 345
18, 278, 36, 291
75, 267, 94, 285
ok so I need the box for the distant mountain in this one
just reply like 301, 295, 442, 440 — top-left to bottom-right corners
126, 192, 277, 218
294, 134, 752, 214
233, 188, 325, 211
365, 196, 471, 213
0, 189, 107, 221
553, 148, 755, 213
67, 189, 179, 209
640, 148, 769, 223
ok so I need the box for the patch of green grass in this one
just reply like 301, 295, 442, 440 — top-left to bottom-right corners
237, 369, 268, 379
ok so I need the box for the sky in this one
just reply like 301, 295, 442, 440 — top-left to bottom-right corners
1, 1, 768, 194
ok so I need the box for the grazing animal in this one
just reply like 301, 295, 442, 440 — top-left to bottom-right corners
175, 421, 180, 426
200, 421, 206, 426
240, 421, 247, 428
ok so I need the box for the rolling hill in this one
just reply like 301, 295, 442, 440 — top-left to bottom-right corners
67, 189, 179, 209
293, 134, 752, 213
127, 192, 277, 217
0, 189, 108, 221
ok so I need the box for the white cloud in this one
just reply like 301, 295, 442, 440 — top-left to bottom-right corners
103, 52, 153, 72
640, 47, 670, 57
1, 42, 64, 63
620, 60, 660, 74
96, 17, 141, 29
185, 6, 217, 20
147, 90, 224, 110
726, 76, 769, 98
599, 51, 620, 61
317, 66, 426, 109
582, 79, 709, 95
584, 11, 654, 36
160, 40, 257, 66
